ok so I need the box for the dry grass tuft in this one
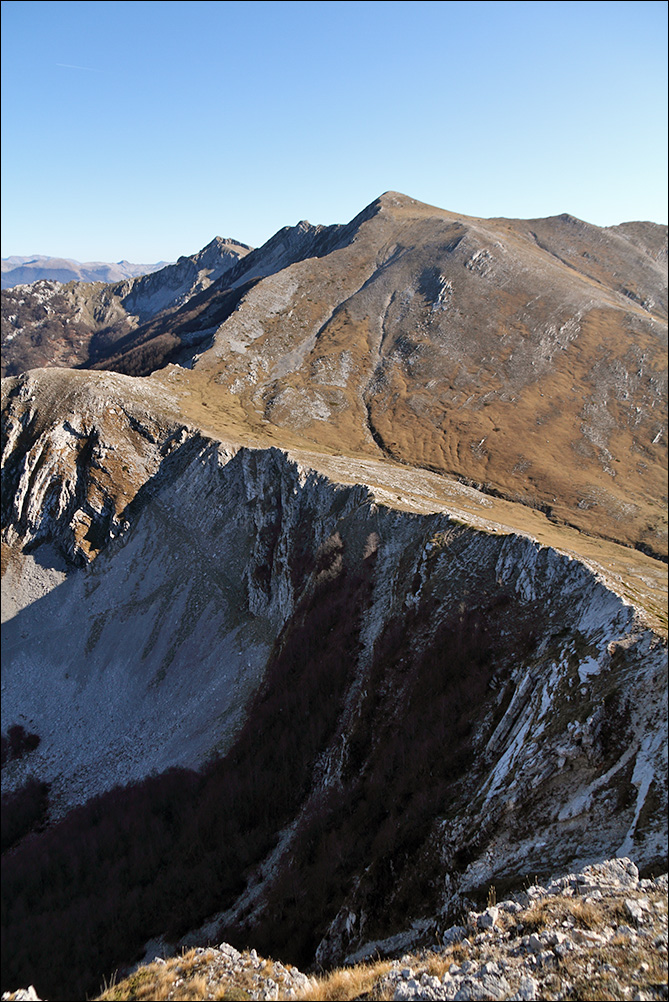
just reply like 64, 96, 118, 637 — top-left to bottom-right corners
518, 893, 621, 935
567, 899, 603, 930
177, 974, 210, 999
97, 950, 219, 1001
296, 959, 393, 1001
450, 941, 470, 964
421, 952, 452, 980
212, 986, 253, 1002
519, 899, 555, 933
97, 960, 172, 1000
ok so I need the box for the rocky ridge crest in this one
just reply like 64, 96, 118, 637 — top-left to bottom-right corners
3, 857, 666, 1001
1, 237, 251, 376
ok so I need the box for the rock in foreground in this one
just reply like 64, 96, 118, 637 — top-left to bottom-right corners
24, 857, 658, 1001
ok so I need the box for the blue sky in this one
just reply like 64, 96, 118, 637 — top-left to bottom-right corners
1, 0, 667, 261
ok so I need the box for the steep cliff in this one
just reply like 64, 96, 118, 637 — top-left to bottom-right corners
1, 377, 666, 997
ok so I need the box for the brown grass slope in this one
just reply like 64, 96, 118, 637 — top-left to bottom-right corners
178, 193, 668, 559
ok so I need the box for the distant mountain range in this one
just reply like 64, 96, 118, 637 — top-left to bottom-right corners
1, 253, 173, 289
1, 236, 253, 374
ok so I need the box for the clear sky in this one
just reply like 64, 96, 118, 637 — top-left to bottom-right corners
1, 0, 667, 262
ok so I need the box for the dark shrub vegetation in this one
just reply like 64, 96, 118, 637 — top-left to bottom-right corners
1, 535, 374, 1000
1, 724, 41, 767
1, 777, 50, 851
226, 586, 538, 963
1, 535, 538, 1001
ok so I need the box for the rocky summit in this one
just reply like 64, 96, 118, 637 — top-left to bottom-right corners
1, 193, 667, 1001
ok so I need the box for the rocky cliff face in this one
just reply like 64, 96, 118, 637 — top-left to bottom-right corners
1, 368, 188, 571
118, 236, 253, 323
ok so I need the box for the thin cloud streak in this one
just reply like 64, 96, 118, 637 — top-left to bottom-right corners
56, 63, 97, 71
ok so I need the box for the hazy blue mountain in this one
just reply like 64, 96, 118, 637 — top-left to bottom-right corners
1, 254, 171, 289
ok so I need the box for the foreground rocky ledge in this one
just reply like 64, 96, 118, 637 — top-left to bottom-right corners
4, 858, 666, 1002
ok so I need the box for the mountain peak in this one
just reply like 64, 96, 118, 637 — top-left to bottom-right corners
206, 235, 253, 251
378, 189, 414, 204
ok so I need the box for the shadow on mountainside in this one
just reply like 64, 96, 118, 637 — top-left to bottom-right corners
85, 200, 385, 377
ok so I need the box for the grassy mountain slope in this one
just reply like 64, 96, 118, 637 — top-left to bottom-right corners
89, 193, 668, 558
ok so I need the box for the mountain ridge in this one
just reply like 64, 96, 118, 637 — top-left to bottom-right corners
1, 254, 172, 289
136, 191, 666, 559
1, 236, 253, 375
1, 191, 666, 1001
